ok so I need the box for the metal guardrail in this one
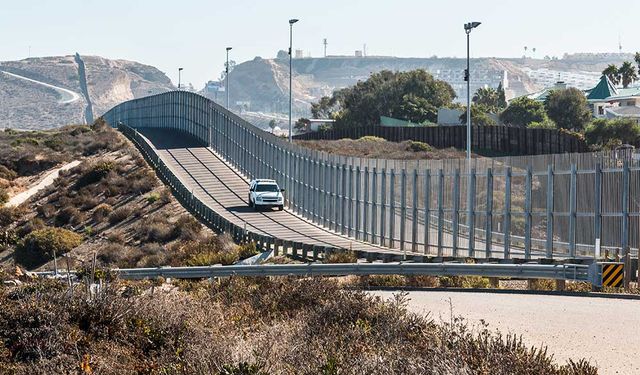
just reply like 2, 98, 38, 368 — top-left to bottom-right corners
111, 262, 592, 282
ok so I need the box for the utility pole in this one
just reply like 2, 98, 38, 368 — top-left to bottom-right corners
226, 47, 232, 109
323, 38, 327, 57
288, 18, 299, 142
178, 67, 183, 89
464, 21, 481, 161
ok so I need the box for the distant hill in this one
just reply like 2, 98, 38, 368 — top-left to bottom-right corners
203, 53, 633, 120
0, 55, 175, 130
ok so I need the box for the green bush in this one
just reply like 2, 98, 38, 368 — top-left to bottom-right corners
146, 192, 160, 204
439, 275, 491, 288
15, 227, 83, 268
528, 118, 556, 129
584, 118, 640, 149
238, 242, 259, 260
406, 140, 433, 152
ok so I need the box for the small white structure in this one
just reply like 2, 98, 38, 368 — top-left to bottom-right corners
308, 119, 335, 131
437, 108, 464, 126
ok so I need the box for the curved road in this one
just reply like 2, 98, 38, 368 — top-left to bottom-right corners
138, 127, 401, 255
0, 70, 82, 104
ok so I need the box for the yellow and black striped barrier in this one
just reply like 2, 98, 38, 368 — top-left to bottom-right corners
602, 263, 624, 288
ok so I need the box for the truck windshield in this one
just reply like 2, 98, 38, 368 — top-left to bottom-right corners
256, 184, 279, 192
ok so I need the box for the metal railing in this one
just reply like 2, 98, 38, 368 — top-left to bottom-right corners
113, 262, 592, 282
103, 91, 640, 260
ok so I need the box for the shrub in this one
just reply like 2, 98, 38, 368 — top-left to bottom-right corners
15, 227, 82, 268
107, 231, 126, 244
173, 215, 202, 241
55, 206, 84, 226
97, 243, 128, 266
0, 206, 24, 227
238, 242, 259, 260
439, 275, 491, 288
0, 188, 8, 205
92, 203, 113, 223
146, 192, 160, 204
75, 161, 114, 189
406, 140, 433, 152
143, 221, 175, 243
169, 235, 238, 266
159, 188, 172, 204
528, 118, 556, 129
584, 118, 640, 149
108, 206, 133, 225
0, 165, 17, 180
357, 136, 385, 142
325, 250, 358, 263
15, 218, 46, 238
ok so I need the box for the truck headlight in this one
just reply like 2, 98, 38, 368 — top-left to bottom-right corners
257, 197, 262, 201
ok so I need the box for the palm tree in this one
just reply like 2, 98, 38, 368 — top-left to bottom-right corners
472, 87, 499, 109
619, 61, 638, 88
602, 64, 620, 86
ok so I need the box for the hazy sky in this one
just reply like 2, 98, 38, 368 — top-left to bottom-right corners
2, 0, 639, 87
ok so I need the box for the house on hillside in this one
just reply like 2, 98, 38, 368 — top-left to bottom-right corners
523, 76, 640, 124
586, 75, 640, 123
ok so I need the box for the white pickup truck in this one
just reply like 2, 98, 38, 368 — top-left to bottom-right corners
248, 179, 285, 211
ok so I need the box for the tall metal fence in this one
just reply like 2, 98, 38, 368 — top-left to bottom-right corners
103, 91, 640, 259
293, 125, 588, 155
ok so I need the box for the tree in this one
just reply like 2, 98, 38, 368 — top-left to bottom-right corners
218, 60, 236, 81
268, 119, 277, 133
459, 104, 496, 126
544, 88, 592, 131
496, 82, 507, 108
311, 95, 341, 119
499, 97, 547, 127
602, 64, 620, 86
472, 87, 500, 110
619, 61, 638, 88
309, 69, 456, 129
635, 52, 640, 72
584, 118, 640, 149
294, 118, 310, 133
276, 50, 288, 59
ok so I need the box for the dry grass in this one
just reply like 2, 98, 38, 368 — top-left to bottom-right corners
296, 137, 468, 160
0, 277, 597, 374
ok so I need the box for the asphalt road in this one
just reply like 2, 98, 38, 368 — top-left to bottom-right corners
0, 70, 82, 104
373, 290, 640, 375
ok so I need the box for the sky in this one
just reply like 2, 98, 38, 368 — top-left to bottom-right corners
2, 0, 639, 88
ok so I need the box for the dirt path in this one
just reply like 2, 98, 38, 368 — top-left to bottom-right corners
6, 160, 81, 207
372, 290, 640, 375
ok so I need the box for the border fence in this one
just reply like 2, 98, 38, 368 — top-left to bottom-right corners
293, 125, 588, 155
103, 91, 640, 260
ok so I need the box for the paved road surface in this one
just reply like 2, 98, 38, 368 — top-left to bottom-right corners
6, 160, 81, 207
0, 70, 82, 104
373, 290, 640, 374
138, 127, 401, 255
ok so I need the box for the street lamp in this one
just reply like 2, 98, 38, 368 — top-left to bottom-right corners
464, 21, 480, 256
178, 67, 183, 90
464, 21, 481, 161
288, 18, 299, 142
226, 47, 232, 109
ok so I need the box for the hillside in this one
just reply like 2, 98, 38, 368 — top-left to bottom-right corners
0, 55, 174, 130
205, 53, 633, 123
0, 122, 257, 273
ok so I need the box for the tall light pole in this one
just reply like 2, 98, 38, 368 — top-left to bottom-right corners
464, 21, 481, 257
226, 47, 232, 109
288, 18, 299, 142
464, 21, 481, 161
178, 67, 183, 90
